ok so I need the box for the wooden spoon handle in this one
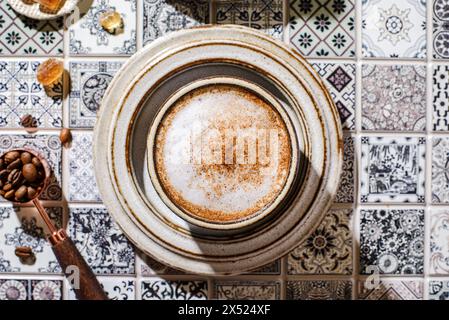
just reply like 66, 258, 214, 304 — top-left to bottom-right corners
50, 230, 108, 300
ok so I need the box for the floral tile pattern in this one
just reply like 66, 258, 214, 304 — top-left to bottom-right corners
430, 209, 449, 274
0, 134, 62, 201
217, 0, 283, 38
286, 280, 352, 300
69, 0, 137, 55
433, 0, 449, 59
362, 0, 426, 58
358, 279, 423, 300
0, 206, 62, 274
214, 281, 280, 300
141, 279, 207, 300
289, 0, 355, 57
429, 280, 449, 300
360, 136, 426, 203
312, 63, 356, 131
288, 208, 352, 275
0, 61, 62, 128
0, 1, 63, 56
432, 137, 449, 203
335, 136, 354, 203
69, 61, 123, 128
68, 278, 135, 300
360, 209, 424, 275
361, 64, 426, 132
68, 206, 135, 275
0, 279, 62, 300
68, 132, 101, 202
142, 0, 209, 46
433, 65, 449, 131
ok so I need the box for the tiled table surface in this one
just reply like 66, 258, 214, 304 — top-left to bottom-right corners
0, 0, 448, 300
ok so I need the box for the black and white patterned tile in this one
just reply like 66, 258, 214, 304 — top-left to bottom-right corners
357, 279, 423, 300
361, 64, 426, 132
360, 136, 426, 203
433, 0, 449, 59
0, 279, 62, 300
433, 65, 449, 131
289, 0, 355, 57
335, 136, 354, 203
430, 209, 449, 274
360, 209, 424, 275
140, 279, 208, 300
288, 208, 352, 275
68, 206, 135, 275
286, 280, 352, 300
69, 61, 123, 128
214, 280, 280, 300
429, 280, 449, 300
432, 137, 449, 203
68, 277, 135, 300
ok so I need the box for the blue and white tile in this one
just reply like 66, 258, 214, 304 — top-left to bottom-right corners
214, 281, 280, 300
288, 208, 353, 275
289, 0, 356, 57
362, 0, 426, 58
140, 279, 207, 300
0, 134, 62, 201
433, 65, 449, 131
286, 280, 352, 300
433, 0, 449, 59
0, 279, 62, 300
68, 277, 135, 300
357, 279, 423, 300
69, 0, 137, 56
429, 209, 449, 274
0, 206, 62, 274
0, 61, 62, 128
429, 280, 449, 300
68, 206, 135, 275
362, 64, 426, 131
312, 63, 356, 131
432, 137, 449, 203
360, 209, 424, 275
142, 0, 209, 46
68, 132, 101, 202
0, 1, 63, 56
360, 136, 426, 203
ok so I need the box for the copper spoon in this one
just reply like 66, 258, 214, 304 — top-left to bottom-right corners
0, 148, 108, 300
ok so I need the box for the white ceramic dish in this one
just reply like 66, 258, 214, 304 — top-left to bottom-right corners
94, 26, 343, 275
7, 0, 78, 20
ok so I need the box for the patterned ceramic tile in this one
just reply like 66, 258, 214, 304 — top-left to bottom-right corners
362, 0, 426, 58
141, 279, 208, 300
289, 0, 355, 57
0, 1, 63, 55
430, 209, 449, 274
433, 0, 449, 59
0, 61, 62, 128
214, 281, 280, 300
142, 0, 209, 46
69, 0, 136, 55
68, 132, 101, 202
217, 0, 283, 38
245, 260, 281, 275
357, 279, 423, 300
69, 61, 123, 128
0, 134, 62, 201
286, 280, 352, 300
361, 64, 426, 131
288, 208, 352, 275
432, 137, 449, 203
429, 280, 449, 300
433, 65, 449, 131
360, 209, 424, 275
0, 206, 62, 274
68, 206, 135, 275
312, 63, 356, 131
360, 136, 426, 203
140, 254, 186, 275
335, 136, 354, 203
68, 278, 135, 300
0, 279, 62, 300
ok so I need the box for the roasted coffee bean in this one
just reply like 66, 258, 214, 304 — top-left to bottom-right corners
15, 246, 33, 258
4, 151, 20, 164
31, 157, 42, 168
20, 152, 32, 164
3, 183, 12, 191
8, 169, 23, 187
20, 114, 34, 128
0, 158, 4, 169
0, 169, 8, 180
22, 163, 38, 182
59, 128, 72, 144
4, 189, 14, 199
15, 185, 27, 200
27, 186, 37, 199
7, 158, 22, 171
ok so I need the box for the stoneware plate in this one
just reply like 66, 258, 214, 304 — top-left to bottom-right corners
7, 0, 78, 20
94, 26, 343, 275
